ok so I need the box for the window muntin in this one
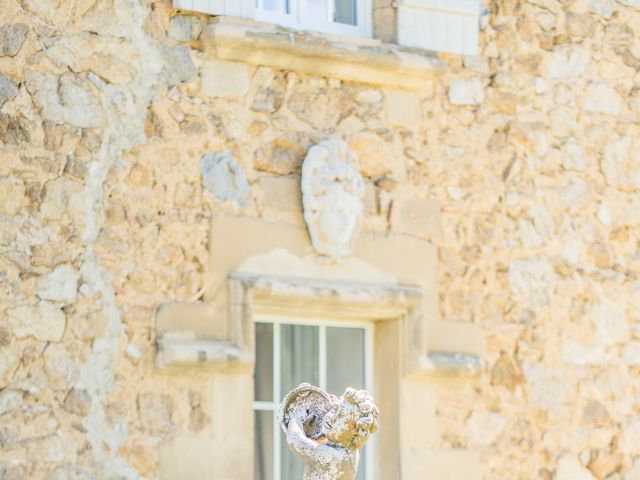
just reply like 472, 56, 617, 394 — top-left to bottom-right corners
253, 316, 374, 480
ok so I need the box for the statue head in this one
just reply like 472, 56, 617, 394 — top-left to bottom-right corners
321, 388, 379, 450
301, 139, 365, 261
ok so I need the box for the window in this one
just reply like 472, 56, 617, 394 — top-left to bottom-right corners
255, 0, 368, 37
253, 316, 374, 480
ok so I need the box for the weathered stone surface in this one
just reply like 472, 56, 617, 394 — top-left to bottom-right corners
0, 74, 18, 106
25, 71, 104, 128
348, 131, 395, 178
201, 59, 249, 97
583, 82, 623, 115
448, 78, 485, 105
162, 45, 196, 85
44, 344, 78, 391
62, 389, 92, 416
0, 348, 19, 389
200, 150, 249, 205
37, 264, 79, 303
385, 90, 422, 128
8, 301, 66, 342
138, 393, 174, 433
0, 24, 28, 57
0, 113, 30, 144
0, 176, 27, 215
288, 89, 353, 131
556, 455, 597, 480
601, 137, 640, 191
542, 45, 590, 78
0, 390, 21, 416
255, 133, 311, 175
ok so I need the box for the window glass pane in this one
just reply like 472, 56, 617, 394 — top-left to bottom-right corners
327, 327, 365, 394
254, 410, 274, 480
305, 0, 328, 22
255, 322, 274, 402
262, 0, 289, 13
357, 449, 366, 480
334, 0, 356, 25
282, 431, 305, 479
280, 324, 319, 398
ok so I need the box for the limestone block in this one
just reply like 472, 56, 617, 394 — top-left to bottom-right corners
583, 82, 623, 115
201, 59, 250, 97
508, 258, 555, 306
200, 150, 249, 205
542, 45, 590, 78
592, 298, 629, 345
385, 90, 422, 128
138, 392, 174, 433
0, 24, 28, 57
288, 89, 352, 131
522, 361, 576, 414
0, 176, 27, 216
556, 455, 596, 480
162, 45, 197, 85
8, 301, 66, 342
258, 175, 304, 223
448, 78, 485, 106
390, 196, 441, 241
0, 74, 18, 106
26, 435, 76, 464
39, 176, 85, 227
37, 264, 79, 303
465, 411, 507, 447
167, 15, 203, 42
62, 389, 92, 416
464, 55, 490, 75
25, 71, 104, 128
255, 133, 311, 175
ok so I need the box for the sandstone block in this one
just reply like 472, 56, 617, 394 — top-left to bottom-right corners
556, 455, 597, 480
348, 131, 394, 178
37, 264, 79, 304
288, 89, 352, 131
201, 59, 250, 97
200, 150, 249, 205
255, 132, 311, 175
0, 74, 18, 106
25, 71, 104, 128
0, 24, 28, 57
448, 78, 485, 106
593, 298, 629, 345
0, 391, 21, 416
44, 344, 78, 391
601, 137, 640, 191
385, 90, 422, 128
162, 45, 196, 85
620, 417, 640, 453
258, 175, 304, 223
543, 45, 590, 78
62, 389, 92, 416
8, 301, 66, 342
390, 196, 441, 241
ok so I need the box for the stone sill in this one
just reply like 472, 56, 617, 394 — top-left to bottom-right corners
200, 17, 445, 91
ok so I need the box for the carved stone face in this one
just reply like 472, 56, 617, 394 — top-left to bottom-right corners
301, 140, 364, 261
321, 388, 379, 450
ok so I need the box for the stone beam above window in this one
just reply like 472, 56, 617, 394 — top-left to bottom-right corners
200, 16, 445, 91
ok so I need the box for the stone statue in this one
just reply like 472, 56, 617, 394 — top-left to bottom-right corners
301, 139, 365, 261
278, 384, 379, 480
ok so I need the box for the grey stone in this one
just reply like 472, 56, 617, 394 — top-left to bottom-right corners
0, 74, 18, 106
200, 150, 249, 205
0, 24, 28, 57
162, 45, 196, 85
167, 15, 202, 42
25, 71, 104, 128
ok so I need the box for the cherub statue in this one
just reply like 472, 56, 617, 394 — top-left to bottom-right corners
279, 384, 379, 480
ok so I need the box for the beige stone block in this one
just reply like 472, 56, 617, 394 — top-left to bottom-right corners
258, 174, 304, 224
403, 448, 482, 480
201, 59, 250, 98
373, 7, 397, 43
390, 196, 441, 241
385, 90, 422, 128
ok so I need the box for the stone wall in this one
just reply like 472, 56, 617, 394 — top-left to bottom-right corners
1, 0, 640, 478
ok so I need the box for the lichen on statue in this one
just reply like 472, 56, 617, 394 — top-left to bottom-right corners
279, 385, 379, 480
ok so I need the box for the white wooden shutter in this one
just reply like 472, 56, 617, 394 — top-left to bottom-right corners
397, 0, 481, 55
173, 0, 254, 18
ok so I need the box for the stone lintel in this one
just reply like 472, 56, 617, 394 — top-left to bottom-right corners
416, 351, 483, 378
200, 16, 445, 91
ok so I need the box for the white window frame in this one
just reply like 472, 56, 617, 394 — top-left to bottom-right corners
253, 314, 375, 480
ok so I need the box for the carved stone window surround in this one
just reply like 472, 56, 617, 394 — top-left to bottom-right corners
200, 16, 445, 91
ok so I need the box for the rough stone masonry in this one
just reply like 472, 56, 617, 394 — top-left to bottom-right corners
1, 0, 640, 478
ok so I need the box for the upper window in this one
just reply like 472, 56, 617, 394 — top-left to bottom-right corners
256, 0, 369, 37
253, 315, 374, 480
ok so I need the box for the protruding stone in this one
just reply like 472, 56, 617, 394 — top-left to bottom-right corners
200, 150, 249, 206
8, 301, 66, 342
0, 24, 28, 57
37, 265, 79, 303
